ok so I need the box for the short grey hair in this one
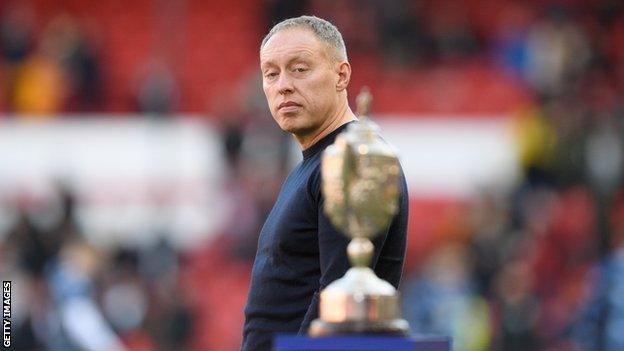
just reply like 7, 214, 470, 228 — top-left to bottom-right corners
261, 15, 348, 61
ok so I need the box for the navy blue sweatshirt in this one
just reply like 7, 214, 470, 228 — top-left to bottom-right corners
241, 122, 409, 351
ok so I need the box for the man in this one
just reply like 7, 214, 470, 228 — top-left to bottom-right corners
242, 16, 409, 351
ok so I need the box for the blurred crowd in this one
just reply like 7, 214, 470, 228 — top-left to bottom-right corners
0, 6, 103, 114
1, 0, 624, 350
0, 188, 195, 350
0, 2, 180, 115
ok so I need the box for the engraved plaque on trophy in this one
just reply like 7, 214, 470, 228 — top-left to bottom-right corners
309, 87, 410, 336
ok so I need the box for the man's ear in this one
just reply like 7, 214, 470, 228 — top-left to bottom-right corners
336, 61, 351, 92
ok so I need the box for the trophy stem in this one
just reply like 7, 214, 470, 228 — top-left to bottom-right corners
347, 237, 374, 268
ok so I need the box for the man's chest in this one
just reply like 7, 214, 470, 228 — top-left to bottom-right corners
258, 175, 319, 257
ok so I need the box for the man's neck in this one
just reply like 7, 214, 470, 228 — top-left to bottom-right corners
297, 101, 357, 150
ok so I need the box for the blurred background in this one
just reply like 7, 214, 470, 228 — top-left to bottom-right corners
0, 0, 623, 350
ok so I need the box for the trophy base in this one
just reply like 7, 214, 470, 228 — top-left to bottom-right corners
308, 318, 410, 337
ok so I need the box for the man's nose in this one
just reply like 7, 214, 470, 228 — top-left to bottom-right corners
277, 73, 294, 95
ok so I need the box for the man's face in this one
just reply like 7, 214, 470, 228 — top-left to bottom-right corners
260, 28, 341, 138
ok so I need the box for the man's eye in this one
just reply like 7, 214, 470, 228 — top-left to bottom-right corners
294, 67, 308, 73
265, 72, 278, 78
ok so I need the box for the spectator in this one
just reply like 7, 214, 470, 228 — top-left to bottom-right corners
572, 194, 624, 351
404, 242, 491, 351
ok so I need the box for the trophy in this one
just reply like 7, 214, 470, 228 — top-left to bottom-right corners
308, 87, 410, 336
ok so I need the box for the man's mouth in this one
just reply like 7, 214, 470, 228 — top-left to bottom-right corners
278, 101, 302, 111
